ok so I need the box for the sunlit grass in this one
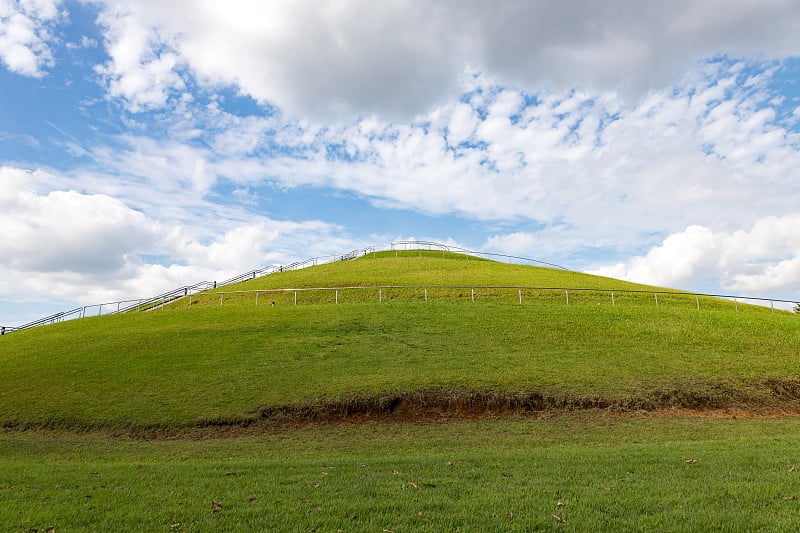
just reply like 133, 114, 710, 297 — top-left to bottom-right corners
3, 251, 800, 530
2, 416, 800, 531
1, 296, 798, 429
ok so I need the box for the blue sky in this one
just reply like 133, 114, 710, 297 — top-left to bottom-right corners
2, 0, 800, 326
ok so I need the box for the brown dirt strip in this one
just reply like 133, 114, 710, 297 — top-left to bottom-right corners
4, 378, 800, 439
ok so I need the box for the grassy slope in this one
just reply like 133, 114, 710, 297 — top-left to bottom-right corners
1, 252, 799, 430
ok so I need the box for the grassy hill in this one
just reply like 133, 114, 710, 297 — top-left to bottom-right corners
3, 250, 800, 531
2, 251, 798, 431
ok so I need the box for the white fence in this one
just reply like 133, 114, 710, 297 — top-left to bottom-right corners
2, 241, 797, 335
162, 285, 797, 316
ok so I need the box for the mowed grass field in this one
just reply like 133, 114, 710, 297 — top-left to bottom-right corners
2, 251, 800, 530
3, 417, 800, 531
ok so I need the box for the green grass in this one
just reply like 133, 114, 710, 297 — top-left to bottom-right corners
3, 251, 800, 530
3, 416, 800, 531
1, 252, 798, 430
198, 251, 724, 306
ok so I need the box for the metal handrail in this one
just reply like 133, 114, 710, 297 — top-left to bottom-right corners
3, 240, 795, 334
113, 281, 216, 314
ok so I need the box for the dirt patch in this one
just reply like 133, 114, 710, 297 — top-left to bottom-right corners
250, 378, 800, 426
5, 378, 800, 439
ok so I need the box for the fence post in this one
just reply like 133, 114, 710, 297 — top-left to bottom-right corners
471, 288, 475, 303
336, 290, 339, 304
255, 291, 259, 306
98, 304, 102, 316
734, 297, 738, 312
696, 295, 699, 311
424, 288, 428, 302
220, 294, 224, 306
518, 289, 522, 305
294, 291, 297, 305
611, 291, 615, 306
190, 294, 193, 306
655, 293, 659, 308
565, 290, 569, 305
379, 288, 382, 303
771, 301, 774, 314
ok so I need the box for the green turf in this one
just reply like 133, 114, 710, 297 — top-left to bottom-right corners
1, 252, 798, 430
2, 416, 800, 531
3, 251, 800, 530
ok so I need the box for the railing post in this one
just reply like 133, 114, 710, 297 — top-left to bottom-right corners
189, 294, 193, 306
98, 304, 102, 316
138, 300, 141, 312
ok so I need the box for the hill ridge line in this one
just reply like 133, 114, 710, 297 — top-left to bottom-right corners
1, 241, 567, 334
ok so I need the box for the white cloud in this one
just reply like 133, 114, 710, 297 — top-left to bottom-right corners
89, 0, 800, 119
0, 166, 160, 274
94, 2, 185, 111
217, 64, 798, 255
67, 59, 800, 273
589, 214, 800, 297
0, 165, 361, 321
0, 0, 62, 77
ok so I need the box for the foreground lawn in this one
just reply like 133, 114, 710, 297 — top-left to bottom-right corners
2, 416, 800, 531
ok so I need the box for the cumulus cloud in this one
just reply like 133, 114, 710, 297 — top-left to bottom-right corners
88, 0, 800, 118
66, 59, 800, 281
203, 63, 800, 252
0, 0, 62, 77
0, 166, 159, 274
94, 2, 184, 111
0, 165, 361, 321
5, 1, 800, 319
589, 214, 800, 296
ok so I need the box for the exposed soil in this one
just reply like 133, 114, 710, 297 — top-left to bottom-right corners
250, 378, 800, 425
5, 378, 800, 439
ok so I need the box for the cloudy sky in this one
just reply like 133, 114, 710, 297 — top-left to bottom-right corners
2, 0, 800, 325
